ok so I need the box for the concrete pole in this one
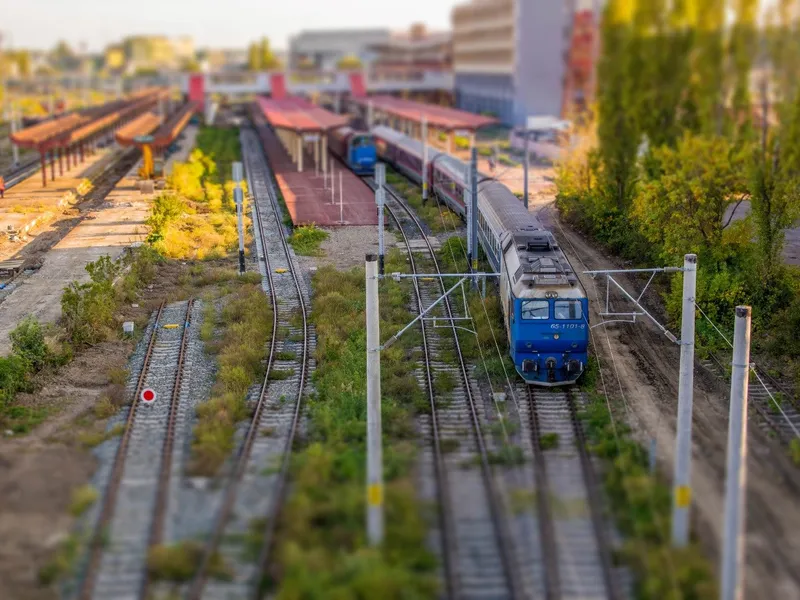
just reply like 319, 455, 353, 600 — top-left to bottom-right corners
721, 306, 751, 600
235, 186, 246, 274
322, 135, 328, 178
672, 253, 698, 547
376, 163, 386, 274
470, 148, 478, 278
368, 100, 374, 129
297, 136, 303, 172
233, 162, 245, 274
422, 115, 429, 202
523, 128, 530, 209
339, 171, 344, 222
10, 106, 19, 166
365, 254, 384, 545
448, 131, 453, 155
314, 138, 320, 175
465, 164, 473, 268
331, 164, 335, 204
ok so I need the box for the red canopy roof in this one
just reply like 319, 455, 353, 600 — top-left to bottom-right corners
354, 95, 497, 131
255, 96, 348, 133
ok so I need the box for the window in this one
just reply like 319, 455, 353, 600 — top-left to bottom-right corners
521, 300, 549, 320
554, 300, 583, 320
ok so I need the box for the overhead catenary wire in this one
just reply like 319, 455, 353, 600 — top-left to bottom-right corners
694, 302, 800, 440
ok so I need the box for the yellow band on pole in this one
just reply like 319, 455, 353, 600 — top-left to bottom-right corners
676, 485, 691, 508
367, 483, 383, 507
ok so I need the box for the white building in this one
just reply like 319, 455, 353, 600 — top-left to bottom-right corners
288, 29, 390, 70
452, 0, 581, 126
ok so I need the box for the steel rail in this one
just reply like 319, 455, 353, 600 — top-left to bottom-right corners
378, 186, 461, 599
78, 300, 167, 600
379, 179, 524, 599
139, 299, 195, 600
186, 126, 309, 600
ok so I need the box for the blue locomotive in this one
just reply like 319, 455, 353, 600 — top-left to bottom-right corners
327, 127, 376, 176
372, 125, 588, 386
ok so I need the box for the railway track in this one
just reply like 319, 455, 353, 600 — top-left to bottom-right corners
187, 127, 309, 600
520, 385, 621, 599
375, 179, 523, 599
701, 354, 800, 443
78, 299, 196, 600
1, 157, 40, 189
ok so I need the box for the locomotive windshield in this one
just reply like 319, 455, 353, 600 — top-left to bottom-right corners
521, 300, 549, 320
351, 135, 374, 148
554, 300, 583, 320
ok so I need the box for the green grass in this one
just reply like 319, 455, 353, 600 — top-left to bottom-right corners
78, 423, 125, 448
580, 394, 717, 597
288, 224, 329, 256
268, 368, 294, 381
270, 253, 437, 597
540, 432, 560, 450
275, 350, 295, 361
191, 282, 272, 475
68, 485, 98, 517
790, 438, 800, 467
147, 541, 231, 582
38, 533, 82, 585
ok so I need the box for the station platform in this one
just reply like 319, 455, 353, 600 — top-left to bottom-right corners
0, 148, 116, 261
257, 125, 377, 226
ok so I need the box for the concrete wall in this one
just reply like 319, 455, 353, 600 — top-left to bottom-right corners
455, 73, 516, 125
514, 0, 571, 123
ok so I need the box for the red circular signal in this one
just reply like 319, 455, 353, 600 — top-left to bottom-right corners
141, 388, 156, 403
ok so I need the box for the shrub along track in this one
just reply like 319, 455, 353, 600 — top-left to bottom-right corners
187, 127, 309, 600
77, 298, 195, 599
374, 178, 524, 599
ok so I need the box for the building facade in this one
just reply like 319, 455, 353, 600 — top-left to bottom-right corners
288, 29, 390, 71
452, 0, 580, 126
369, 24, 452, 78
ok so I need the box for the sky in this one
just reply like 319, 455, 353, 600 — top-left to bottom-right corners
1, 0, 459, 53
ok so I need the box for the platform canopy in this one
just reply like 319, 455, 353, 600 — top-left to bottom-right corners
354, 95, 497, 131
116, 102, 198, 150
256, 96, 348, 134
10, 89, 166, 152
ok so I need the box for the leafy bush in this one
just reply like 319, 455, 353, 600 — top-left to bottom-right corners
10, 316, 53, 372
147, 541, 230, 582
191, 283, 272, 475
271, 258, 437, 596
68, 485, 98, 517
288, 224, 329, 256
580, 395, 716, 597
61, 255, 120, 346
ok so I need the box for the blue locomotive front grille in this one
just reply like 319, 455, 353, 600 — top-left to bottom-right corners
510, 298, 588, 385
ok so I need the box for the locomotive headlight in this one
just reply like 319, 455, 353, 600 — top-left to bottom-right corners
553, 333, 560, 340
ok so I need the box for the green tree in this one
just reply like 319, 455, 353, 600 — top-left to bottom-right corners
688, 0, 725, 135
260, 37, 278, 70
633, 133, 750, 264
597, 0, 640, 210
247, 42, 261, 71
727, 0, 759, 140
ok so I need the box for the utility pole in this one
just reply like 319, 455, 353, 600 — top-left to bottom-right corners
421, 115, 429, 202
367, 99, 374, 129
672, 253, 697, 547
365, 254, 384, 545
465, 162, 473, 271
376, 163, 386, 274
470, 147, 478, 278
523, 127, 530, 209
721, 306, 751, 600
233, 162, 246, 274
339, 171, 344, 223
10, 104, 19, 166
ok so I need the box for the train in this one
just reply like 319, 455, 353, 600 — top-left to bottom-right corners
371, 125, 588, 386
327, 126, 377, 176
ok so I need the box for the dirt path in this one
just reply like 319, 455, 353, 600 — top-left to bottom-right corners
535, 202, 800, 598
